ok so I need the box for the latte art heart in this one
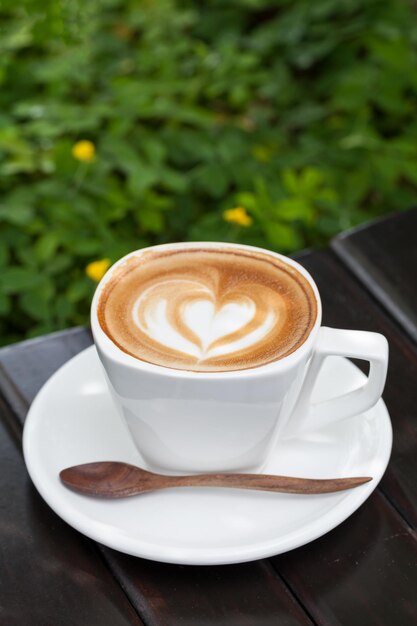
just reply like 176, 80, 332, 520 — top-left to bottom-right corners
131, 280, 278, 362
97, 246, 317, 371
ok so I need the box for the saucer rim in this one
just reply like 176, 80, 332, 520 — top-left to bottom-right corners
23, 346, 392, 565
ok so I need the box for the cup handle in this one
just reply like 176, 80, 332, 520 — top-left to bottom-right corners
283, 327, 389, 439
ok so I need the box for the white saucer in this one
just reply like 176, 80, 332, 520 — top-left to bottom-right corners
23, 346, 392, 565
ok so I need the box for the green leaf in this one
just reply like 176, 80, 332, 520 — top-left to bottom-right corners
19, 291, 51, 321
55, 295, 74, 324
35, 232, 60, 263
0, 293, 10, 316
1, 21, 33, 51
159, 168, 188, 193
66, 277, 93, 303
275, 198, 315, 223
128, 165, 159, 196
189, 211, 238, 242
66, 238, 102, 256
194, 163, 229, 198
234, 192, 259, 214
27, 323, 56, 339
45, 254, 73, 276
282, 169, 299, 194
299, 167, 324, 193
136, 206, 165, 233
0, 243, 9, 267
265, 222, 303, 251
0, 268, 45, 293
102, 137, 158, 195
0, 204, 34, 226
141, 137, 167, 164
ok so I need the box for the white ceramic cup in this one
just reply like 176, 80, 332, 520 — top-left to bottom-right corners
91, 242, 388, 474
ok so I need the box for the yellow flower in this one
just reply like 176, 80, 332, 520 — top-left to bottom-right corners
86, 258, 111, 282
72, 140, 96, 162
223, 207, 253, 227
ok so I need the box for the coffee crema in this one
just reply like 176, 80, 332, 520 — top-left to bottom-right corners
97, 246, 317, 372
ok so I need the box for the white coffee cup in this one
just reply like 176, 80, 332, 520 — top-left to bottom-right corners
91, 242, 388, 474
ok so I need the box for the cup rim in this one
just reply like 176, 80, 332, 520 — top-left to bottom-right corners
91, 241, 322, 379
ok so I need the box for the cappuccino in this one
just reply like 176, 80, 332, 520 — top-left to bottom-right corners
97, 246, 317, 372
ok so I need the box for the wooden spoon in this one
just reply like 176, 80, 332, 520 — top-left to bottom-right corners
60, 462, 372, 498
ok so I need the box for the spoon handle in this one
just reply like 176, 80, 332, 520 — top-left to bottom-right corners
167, 473, 372, 494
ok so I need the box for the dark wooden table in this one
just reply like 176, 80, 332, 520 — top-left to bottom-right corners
1, 209, 417, 626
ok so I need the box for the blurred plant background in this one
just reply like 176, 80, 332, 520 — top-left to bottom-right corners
1, 0, 417, 344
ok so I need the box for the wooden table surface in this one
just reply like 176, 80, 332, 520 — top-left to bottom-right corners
1, 209, 417, 625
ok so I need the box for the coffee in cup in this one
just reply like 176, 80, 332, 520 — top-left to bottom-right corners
97, 246, 317, 372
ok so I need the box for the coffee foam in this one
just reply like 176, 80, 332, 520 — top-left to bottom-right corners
97, 247, 317, 372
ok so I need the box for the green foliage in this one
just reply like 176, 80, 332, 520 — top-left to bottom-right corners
1, 0, 417, 343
